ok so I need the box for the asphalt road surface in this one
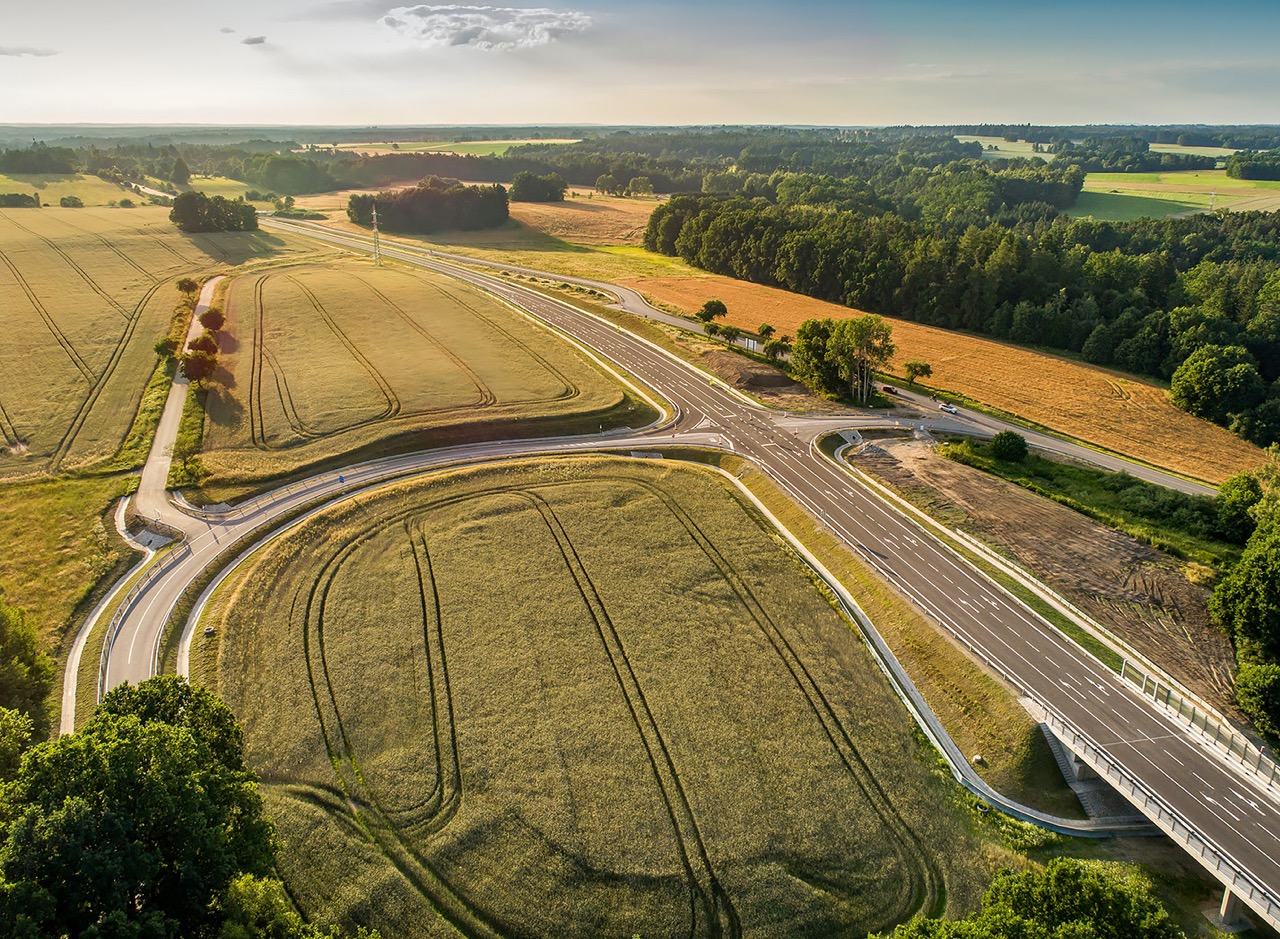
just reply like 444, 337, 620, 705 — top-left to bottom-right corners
87, 222, 1276, 924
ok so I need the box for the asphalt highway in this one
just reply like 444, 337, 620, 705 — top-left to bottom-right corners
85, 223, 1277, 925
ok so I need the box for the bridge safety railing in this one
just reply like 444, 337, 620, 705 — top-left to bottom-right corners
1120, 659, 1280, 792
1036, 701, 1280, 931
947, 526, 1280, 794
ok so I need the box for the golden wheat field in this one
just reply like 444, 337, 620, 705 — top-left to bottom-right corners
619, 273, 1264, 483
202, 259, 648, 489
0, 206, 310, 477
198, 455, 999, 939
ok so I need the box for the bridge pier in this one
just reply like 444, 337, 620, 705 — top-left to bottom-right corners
1220, 887, 1243, 927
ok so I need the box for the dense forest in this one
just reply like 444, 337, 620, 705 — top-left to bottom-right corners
346, 176, 508, 233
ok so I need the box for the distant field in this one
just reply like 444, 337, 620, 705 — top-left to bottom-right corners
508, 190, 657, 245
956, 136, 1054, 161
325, 138, 581, 157
1064, 190, 1213, 221
1075, 169, 1280, 219
0, 172, 136, 206
615, 274, 1265, 483
200, 455, 994, 938
1148, 142, 1238, 159
202, 260, 644, 489
0, 207, 313, 478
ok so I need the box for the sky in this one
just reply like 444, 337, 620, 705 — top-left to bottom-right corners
2, 0, 1279, 126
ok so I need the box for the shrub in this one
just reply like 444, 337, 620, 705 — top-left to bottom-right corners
199, 306, 225, 331
990, 430, 1029, 461
59, 195, 84, 208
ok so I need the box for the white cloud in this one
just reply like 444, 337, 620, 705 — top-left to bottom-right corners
0, 46, 58, 57
380, 4, 591, 51
241, 35, 268, 45
220, 27, 236, 33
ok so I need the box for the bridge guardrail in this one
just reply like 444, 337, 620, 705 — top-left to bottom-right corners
1119, 659, 1280, 792
949, 527, 1280, 795
1037, 701, 1280, 931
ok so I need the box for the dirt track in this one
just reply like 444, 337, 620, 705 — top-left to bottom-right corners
851, 436, 1239, 717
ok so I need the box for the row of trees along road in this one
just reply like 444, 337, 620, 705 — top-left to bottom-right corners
169, 190, 258, 232
1210, 451, 1280, 738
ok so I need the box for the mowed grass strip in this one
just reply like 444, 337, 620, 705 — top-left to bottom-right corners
200, 260, 647, 493
199, 456, 1003, 938
0, 207, 313, 477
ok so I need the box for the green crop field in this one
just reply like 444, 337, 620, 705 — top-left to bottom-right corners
1076, 169, 1280, 219
1064, 189, 1215, 221
197, 455, 997, 938
0, 172, 138, 206
0, 207, 315, 479
201, 261, 649, 491
956, 135, 1054, 161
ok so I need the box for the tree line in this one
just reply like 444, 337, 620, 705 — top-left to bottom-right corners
169, 190, 258, 232
645, 196, 1280, 447
346, 176, 509, 233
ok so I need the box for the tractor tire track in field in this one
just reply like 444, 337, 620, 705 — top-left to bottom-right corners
624, 477, 943, 921
349, 272, 497, 409
3, 214, 134, 321
43, 215, 163, 284
406, 527, 463, 837
519, 489, 740, 939
49, 278, 169, 472
247, 273, 402, 449
0, 396, 21, 449
430, 279, 581, 403
0, 245, 96, 383
300, 516, 505, 939
289, 276, 400, 422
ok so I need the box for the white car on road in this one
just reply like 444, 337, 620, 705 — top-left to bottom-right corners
939, 403, 958, 414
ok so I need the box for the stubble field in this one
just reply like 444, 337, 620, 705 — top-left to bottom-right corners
197, 455, 997, 938
616, 274, 1264, 483
201, 261, 648, 489
0, 207, 306, 478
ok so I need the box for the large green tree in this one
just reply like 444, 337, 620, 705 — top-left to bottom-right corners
0, 677, 274, 939
875, 857, 1181, 939
828, 315, 896, 404
1169, 344, 1266, 425
0, 597, 54, 737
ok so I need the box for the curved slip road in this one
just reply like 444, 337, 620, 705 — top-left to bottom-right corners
83, 222, 1278, 927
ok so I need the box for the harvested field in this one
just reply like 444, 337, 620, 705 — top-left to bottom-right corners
200, 456, 997, 938
850, 436, 1237, 716
0, 207, 308, 477
202, 261, 645, 488
617, 274, 1265, 482
506, 192, 656, 245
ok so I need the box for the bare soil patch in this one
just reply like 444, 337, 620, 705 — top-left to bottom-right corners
850, 437, 1238, 715
620, 274, 1265, 483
